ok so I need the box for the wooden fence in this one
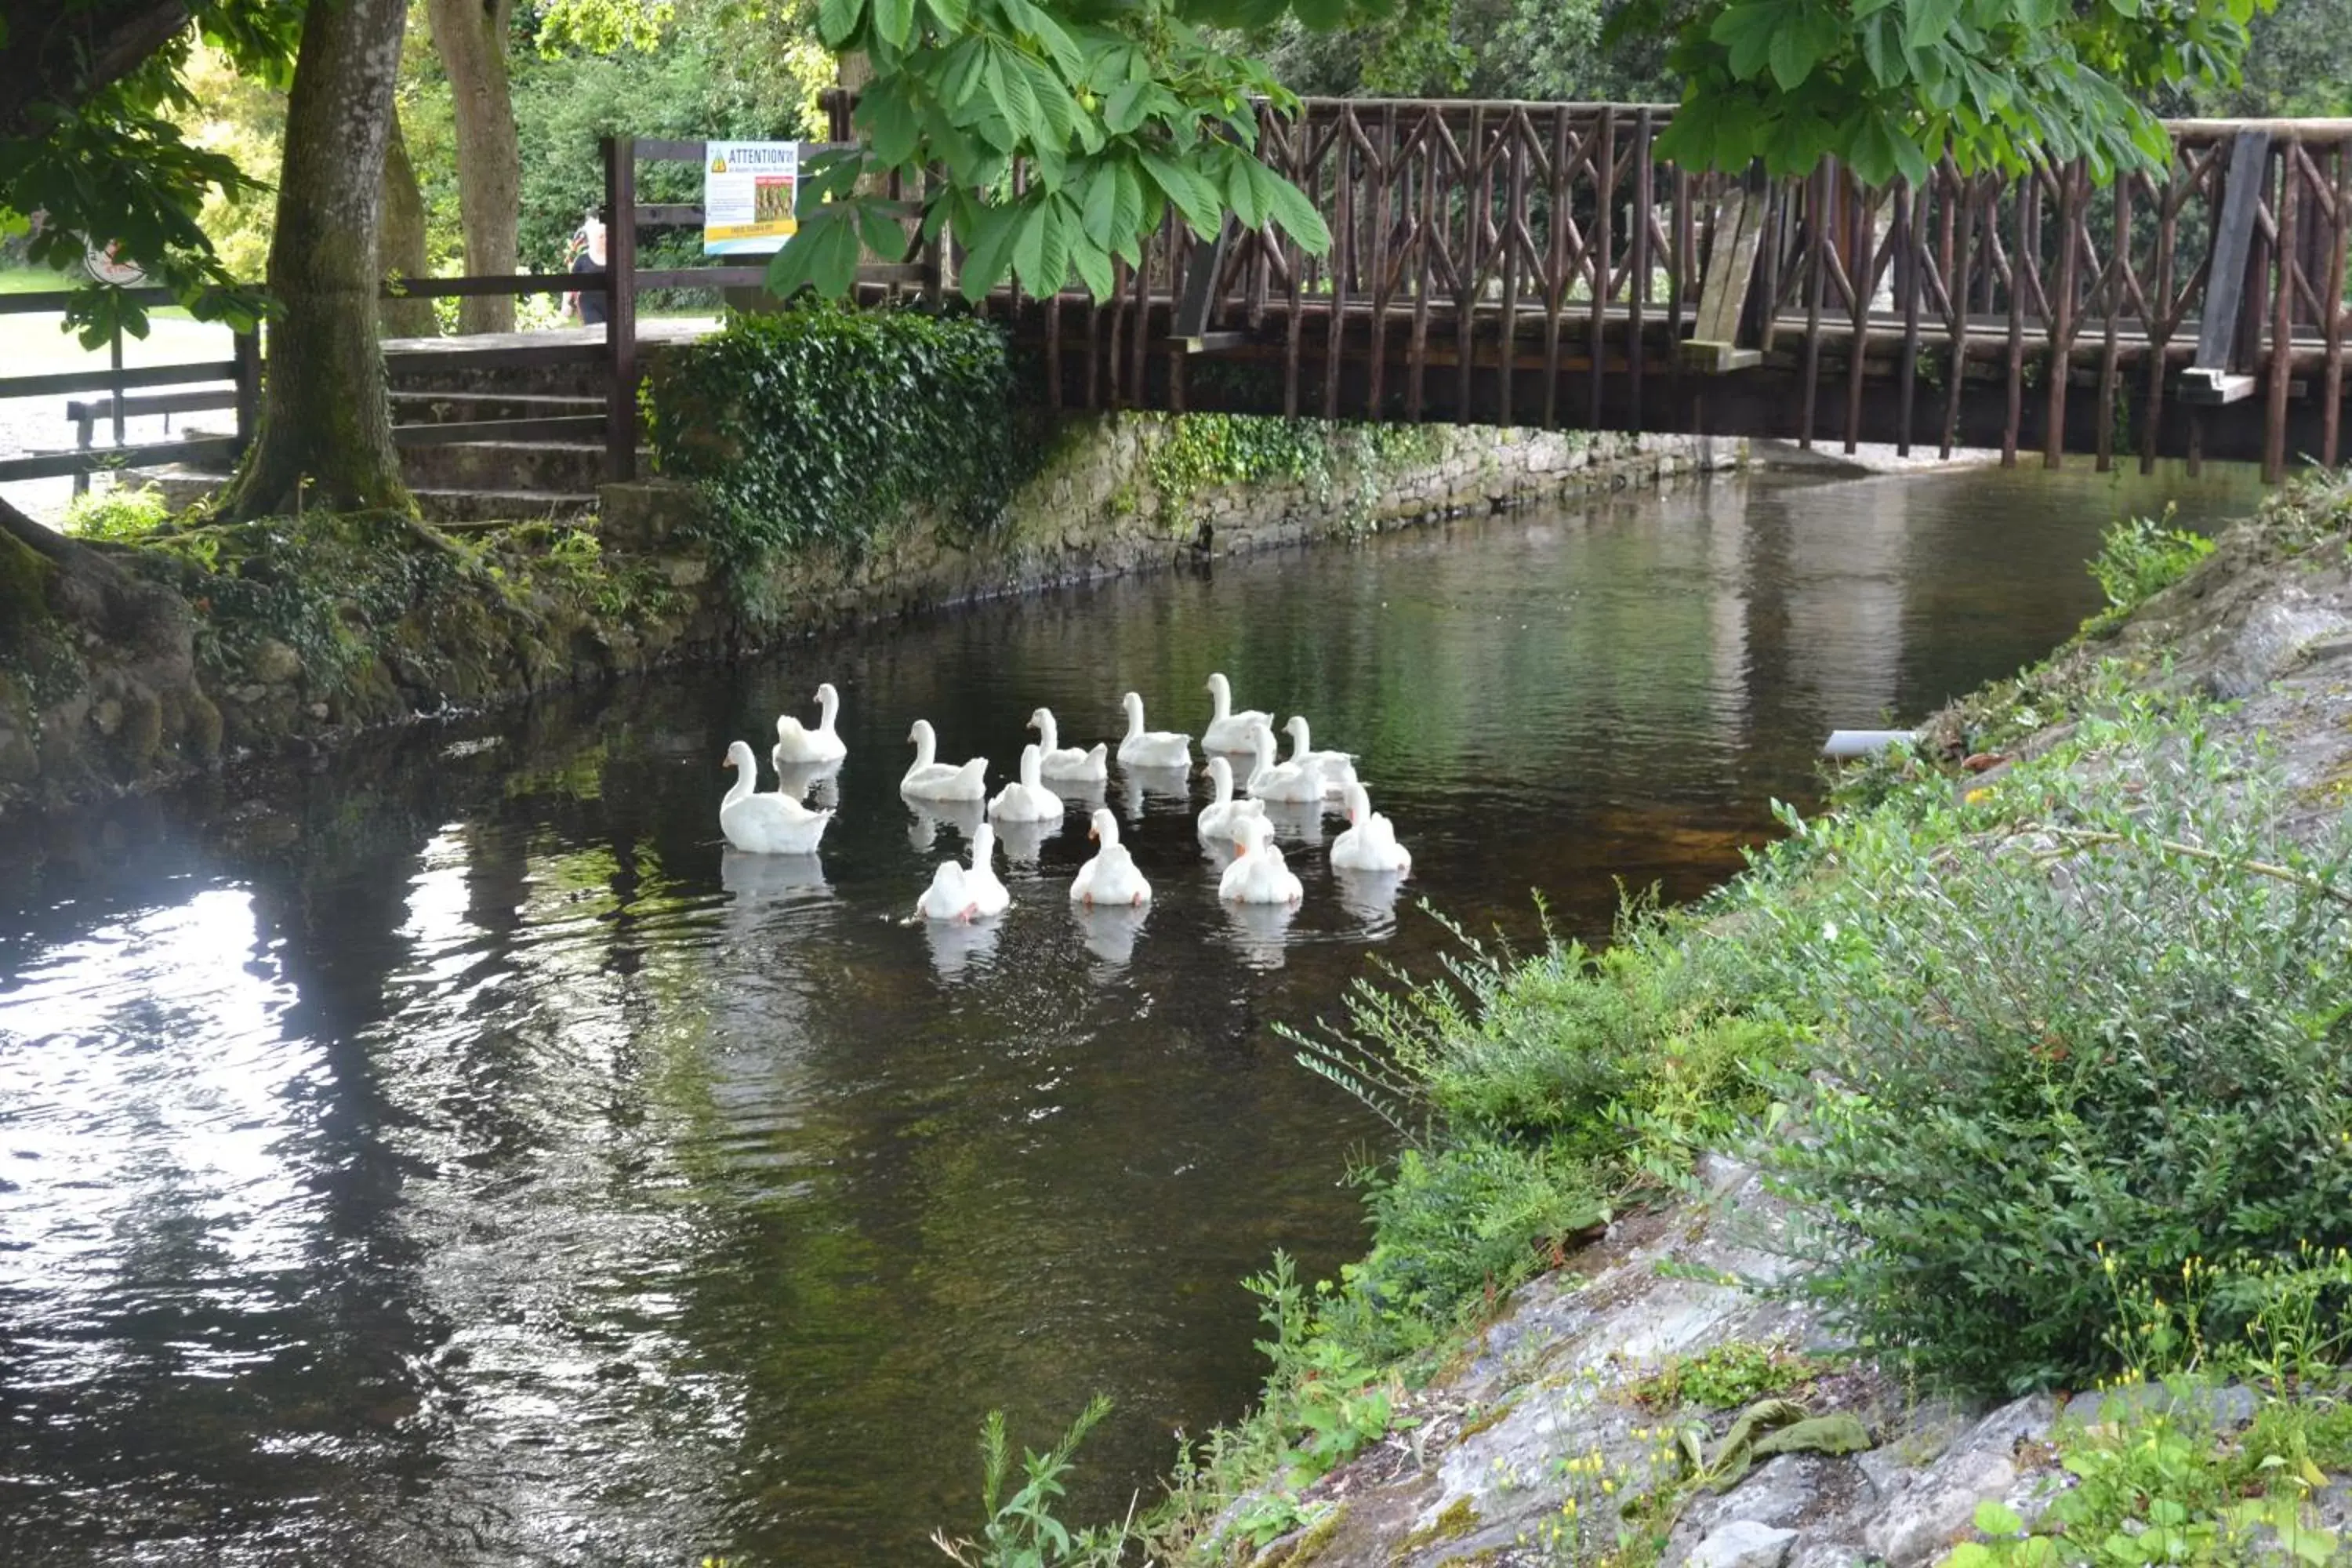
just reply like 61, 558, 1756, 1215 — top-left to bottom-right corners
10, 106, 2351, 494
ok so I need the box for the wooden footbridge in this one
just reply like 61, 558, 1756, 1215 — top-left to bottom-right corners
10, 103, 2352, 506
811, 97, 2352, 482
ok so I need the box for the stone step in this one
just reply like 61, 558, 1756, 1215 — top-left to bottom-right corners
413, 488, 597, 525
127, 463, 598, 527
386, 349, 606, 398
391, 390, 604, 424
398, 440, 608, 493
381, 319, 713, 397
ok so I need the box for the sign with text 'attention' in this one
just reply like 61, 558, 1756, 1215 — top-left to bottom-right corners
702, 141, 799, 255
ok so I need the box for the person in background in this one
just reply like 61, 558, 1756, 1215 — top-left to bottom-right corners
564, 214, 608, 325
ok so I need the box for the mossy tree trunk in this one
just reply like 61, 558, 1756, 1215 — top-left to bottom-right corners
223, 0, 414, 521
426, 0, 520, 333
379, 107, 438, 339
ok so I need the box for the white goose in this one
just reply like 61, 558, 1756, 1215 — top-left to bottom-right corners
720, 741, 833, 854
1243, 718, 1323, 804
1203, 673, 1274, 753
1116, 691, 1192, 770
915, 821, 1012, 921
772, 681, 848, 768
1283, 714, 1359, 800
1070, 807, 1152, 906
1029, 707, 1108, 782
1220, 814, 1304, 905
989, 743, 1065, 823
1196, 755, 1268, 844
1330, 781, 1412, 873
902, 719, 989, 801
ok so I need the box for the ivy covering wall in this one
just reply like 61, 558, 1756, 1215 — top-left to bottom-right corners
645, 302, 1036, 572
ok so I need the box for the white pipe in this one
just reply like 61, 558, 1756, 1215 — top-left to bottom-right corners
1822, 728, 1915, 759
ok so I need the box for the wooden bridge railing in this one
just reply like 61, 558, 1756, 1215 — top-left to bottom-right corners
846, 96, 2352, 481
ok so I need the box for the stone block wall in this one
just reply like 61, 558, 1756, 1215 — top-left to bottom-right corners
602, 416, 1738, 636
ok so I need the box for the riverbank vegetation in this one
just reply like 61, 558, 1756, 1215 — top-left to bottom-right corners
927, 485, 2352, 1565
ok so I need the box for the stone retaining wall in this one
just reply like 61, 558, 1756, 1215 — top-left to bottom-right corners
601, 415, 1737, 633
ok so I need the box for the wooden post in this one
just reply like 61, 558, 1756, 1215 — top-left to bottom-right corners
109, 323, 126, 448
602, 133, 640, 483
232, 326, 261, 459
2264, 141, 2297, 482
2325, 146, 2349, 468
2181, 128, 2270, 405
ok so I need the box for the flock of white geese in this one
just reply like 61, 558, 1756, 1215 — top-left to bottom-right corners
717, 673, 1413, 923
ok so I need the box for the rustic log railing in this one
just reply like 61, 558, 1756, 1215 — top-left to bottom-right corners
832, 96, 2352, 481
10, 105, 2347, 500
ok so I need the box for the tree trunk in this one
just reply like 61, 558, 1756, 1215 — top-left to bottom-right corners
426, 0, 520, 334
379, 107, 438, 339
222, 0, 414, 520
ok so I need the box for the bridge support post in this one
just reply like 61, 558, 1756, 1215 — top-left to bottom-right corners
2180, 128, 2271, 409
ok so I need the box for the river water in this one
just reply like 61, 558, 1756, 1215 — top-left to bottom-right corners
0, 462, 2259, 1564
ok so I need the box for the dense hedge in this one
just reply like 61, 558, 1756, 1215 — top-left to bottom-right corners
646, 302, 1036, 573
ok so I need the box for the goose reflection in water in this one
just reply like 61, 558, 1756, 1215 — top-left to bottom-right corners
720, 847, 833, 902
1221, 899, 1298, 970
922, 916, 1001, 978
904, 795, 985, 854
773, 757, 844, 809
1332, 866, 1407, 931
1118, 764, 1192, 822
988, 815, 1060, 866
1256, 797, 1328, 848
1069, 902, 1149, 969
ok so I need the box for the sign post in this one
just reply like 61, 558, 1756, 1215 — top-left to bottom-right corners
702, 142, 800, 256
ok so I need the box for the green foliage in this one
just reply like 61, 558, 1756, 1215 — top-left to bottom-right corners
1243, 0, 1671, 101
2185, 0, 2352, 115
646, 301, 1033, 592
2085, 507, 2216, 627
1145, 413, 1330, 501
931, 1396, 1134, 1568
0, 0, 295, 343
1332, 1141, 1608, 1355
1759, 699, 2352, 1394
1629, 1341, 1821, 1414
1290, 912, 1789, 1179
1245, 1253, 1396, 1483
770, 0, 1359, 306
1279, 907, 1791, 1360
506, 8, 826, 271
1614, 0, 2270, 187
61, 485, 175, 543
1946, 1385, 2344, 1568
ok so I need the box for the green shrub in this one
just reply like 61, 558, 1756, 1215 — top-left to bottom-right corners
1762, 702, 2352, 1394
1332, 1140, 1608, 1352
646, 301, 1037, 590
62, 485, 172, 542
1290, 913, 1788, 1174
2085, 507, 2215, 628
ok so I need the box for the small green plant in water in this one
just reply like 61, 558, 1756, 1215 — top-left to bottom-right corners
930, 1395, 1134, 1568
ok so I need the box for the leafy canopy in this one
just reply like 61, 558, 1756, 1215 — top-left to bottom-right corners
1613, 0, 2272, 187
0, 0, 303, 344
770, 0, 1376, 303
